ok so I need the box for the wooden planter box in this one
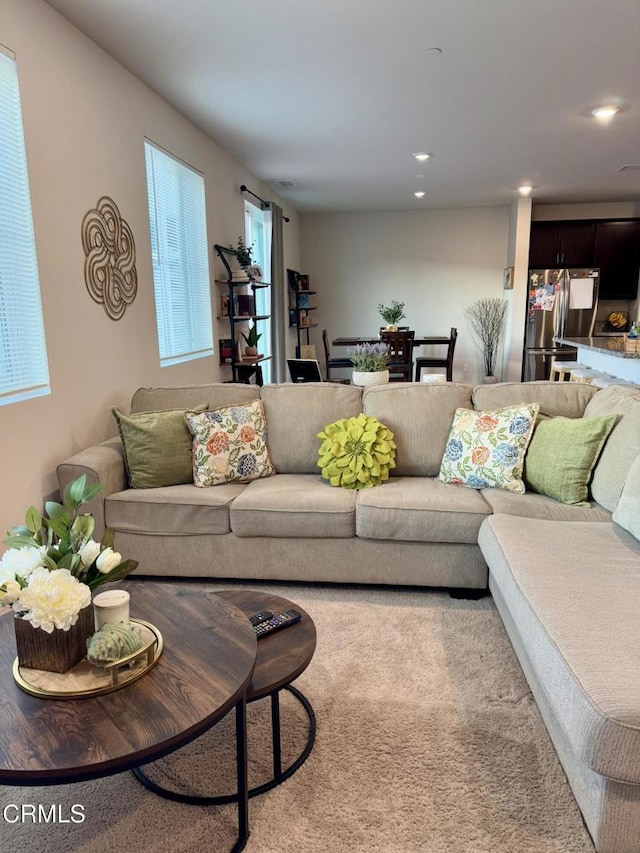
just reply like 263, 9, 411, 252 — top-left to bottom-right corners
14, 605, 94, 673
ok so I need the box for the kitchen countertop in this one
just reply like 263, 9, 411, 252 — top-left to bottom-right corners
554, 336, 640, 359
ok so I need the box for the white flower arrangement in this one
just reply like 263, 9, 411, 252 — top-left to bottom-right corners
0, 476, 137, 633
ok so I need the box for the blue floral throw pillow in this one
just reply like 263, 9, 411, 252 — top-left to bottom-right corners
438, 403, 539, 493
185, 399, 275, 487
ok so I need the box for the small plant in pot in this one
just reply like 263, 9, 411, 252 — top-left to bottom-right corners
230, 236, 254, 280
348, 342, 390, 387
378, 300, 406, 331
241, 325, 262, 358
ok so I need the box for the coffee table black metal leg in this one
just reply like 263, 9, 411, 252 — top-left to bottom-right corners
271, 691, 282, 781
247, 684, 316, 797
132, 693, 250, 853
232, 694, 249, 853
133, 685, 315, 812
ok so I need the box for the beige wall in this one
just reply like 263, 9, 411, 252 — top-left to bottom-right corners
0, 0, 300, 535
532, 201, 640, 220
300, 207, 511, 384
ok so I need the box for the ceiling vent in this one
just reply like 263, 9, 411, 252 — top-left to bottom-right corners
617, 164, 640, 172
271, 179, 296, 188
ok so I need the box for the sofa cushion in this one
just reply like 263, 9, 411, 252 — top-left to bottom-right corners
362, 383, 474, 476
186, 399, 275, 487
317, 414, 396, 489
260, 384, 363, 473
439, 403, 538, 493
612, 452, 640, 541
356, 477, 491, 544
583, 386, 640, 512
230, 474, 356, 538
523, 414, 616, 505
479, 515, 640, 783
480, 488, 611, 522
105, 483, 246, 535
111, 404, 207, 489
130, 383, 258, 413
472, 380, 597, 418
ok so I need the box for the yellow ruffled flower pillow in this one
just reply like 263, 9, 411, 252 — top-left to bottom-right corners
317, 414, 396, 489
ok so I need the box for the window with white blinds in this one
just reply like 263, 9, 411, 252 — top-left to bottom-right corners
0, 49, 50, 407
144, 141, 213, 367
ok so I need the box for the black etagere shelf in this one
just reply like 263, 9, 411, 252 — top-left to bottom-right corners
214, 244, 272, 385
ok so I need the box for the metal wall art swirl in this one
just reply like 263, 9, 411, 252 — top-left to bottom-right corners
81, 196, 137, 320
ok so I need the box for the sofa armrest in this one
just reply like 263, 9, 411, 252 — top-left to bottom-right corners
56, 439, 126, 538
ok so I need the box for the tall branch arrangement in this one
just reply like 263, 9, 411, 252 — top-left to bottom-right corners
464, 298, 507, 377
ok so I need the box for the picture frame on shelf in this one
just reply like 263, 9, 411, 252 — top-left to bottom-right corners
298, 274, 310, 291
300, 344, 316, 360
219, 294, 230, 318
218, 338, 233, 364
287, 269, 300, 291
237, 294, 255, 316
503, 266, 514, 290
289, 308, 298, 327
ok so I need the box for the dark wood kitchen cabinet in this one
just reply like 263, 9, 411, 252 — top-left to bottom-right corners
592, 220, 640, 300
529, 221, 595, 268
529, 218, 640, 300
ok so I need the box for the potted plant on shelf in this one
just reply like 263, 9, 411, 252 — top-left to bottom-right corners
464, 297, 507, 382
241, 325, 262, 358
230, 237, 253, 281
348, 342, 390, 386
378, 300, 406, 331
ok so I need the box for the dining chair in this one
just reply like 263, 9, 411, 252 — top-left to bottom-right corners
380, 330, 415, 382
322, 329, 352, 381
414, 328, 457, 382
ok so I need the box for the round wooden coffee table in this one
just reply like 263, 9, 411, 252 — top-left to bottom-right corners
216, 589, 317, 797
0, 581, 257, 853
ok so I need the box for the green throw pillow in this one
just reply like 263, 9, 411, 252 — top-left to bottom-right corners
524, 414, 617, 505
317, 413, 396, 489
112, 404, 207, 489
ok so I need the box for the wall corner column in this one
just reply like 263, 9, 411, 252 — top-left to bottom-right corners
502, 197, 532, 381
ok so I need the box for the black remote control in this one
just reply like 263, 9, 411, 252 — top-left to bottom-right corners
254, 609, 302, 639
249, 610, 274, 627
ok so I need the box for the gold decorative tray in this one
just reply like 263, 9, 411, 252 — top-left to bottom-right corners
12, 619, 163, 700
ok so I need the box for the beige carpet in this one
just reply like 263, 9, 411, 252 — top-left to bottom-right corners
2, 582, 595, 853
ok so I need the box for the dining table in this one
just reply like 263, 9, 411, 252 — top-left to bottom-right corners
332, 335, 451, 347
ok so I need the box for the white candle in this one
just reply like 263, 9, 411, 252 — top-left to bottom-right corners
93, 589, 130, 630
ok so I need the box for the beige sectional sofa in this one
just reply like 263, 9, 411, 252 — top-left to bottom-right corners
57, 380, 640, 853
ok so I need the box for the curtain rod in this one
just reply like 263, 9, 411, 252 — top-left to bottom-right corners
240, 184, 290, 222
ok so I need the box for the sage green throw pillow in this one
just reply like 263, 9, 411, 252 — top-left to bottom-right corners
112, 404, 207, 489
524, 414, 616, 506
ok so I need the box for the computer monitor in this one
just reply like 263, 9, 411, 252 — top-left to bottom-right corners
287, 358, 323, 383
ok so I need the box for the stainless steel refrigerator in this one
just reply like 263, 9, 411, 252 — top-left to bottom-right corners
523, 267, 600, 381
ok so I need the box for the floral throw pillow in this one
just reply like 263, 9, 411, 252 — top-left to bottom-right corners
438, 403, 539, 493
185, 399, 275, 487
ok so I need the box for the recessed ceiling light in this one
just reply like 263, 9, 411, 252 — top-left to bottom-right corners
412, 152, 431, 162
591, 105, 620, 121
414, 191, 426, 198
518, 184, 533, 196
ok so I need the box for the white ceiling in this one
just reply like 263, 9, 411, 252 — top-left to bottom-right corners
44, 0, 640, 213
